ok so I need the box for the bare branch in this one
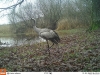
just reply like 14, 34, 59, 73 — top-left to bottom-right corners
0, 0, 24, 12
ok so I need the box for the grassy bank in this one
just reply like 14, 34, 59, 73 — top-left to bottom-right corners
0, 25, 38, 37
0, 28, 100, 72
0, 25, 12, 37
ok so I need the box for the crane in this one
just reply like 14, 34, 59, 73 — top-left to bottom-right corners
31, 18, 60, 55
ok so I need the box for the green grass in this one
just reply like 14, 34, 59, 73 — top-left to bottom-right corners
56, 28, 85, 37
0, 48, 10, 57
0, 25, 12, 37
0, 25, 38, 37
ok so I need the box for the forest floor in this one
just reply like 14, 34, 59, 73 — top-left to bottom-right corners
0, 28, 100, 72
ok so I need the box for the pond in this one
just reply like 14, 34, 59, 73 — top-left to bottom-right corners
0, 36, 45, 47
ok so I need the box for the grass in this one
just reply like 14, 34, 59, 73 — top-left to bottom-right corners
56, 28, 85, 37
0, 25, 38, 37
0, 25, 12, 37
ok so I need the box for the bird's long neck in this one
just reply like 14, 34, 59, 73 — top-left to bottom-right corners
32, 19, 41, 34
33, 25, 41, 34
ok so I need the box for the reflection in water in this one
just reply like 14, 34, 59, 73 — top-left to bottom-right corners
0, 36, 45, 47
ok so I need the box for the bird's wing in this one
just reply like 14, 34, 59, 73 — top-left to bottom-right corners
40, 30, 56, 39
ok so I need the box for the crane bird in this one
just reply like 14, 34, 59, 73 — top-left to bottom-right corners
31, 18, 60, 55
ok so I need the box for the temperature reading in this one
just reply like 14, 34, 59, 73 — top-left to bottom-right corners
82, 72, 100, 75
44, 72, 52, 75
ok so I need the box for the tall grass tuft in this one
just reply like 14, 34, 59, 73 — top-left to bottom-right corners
57, 18, 84, 30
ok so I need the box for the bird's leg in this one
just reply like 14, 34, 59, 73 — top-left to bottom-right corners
57, 44, 60, 53
49, 43, 54, 49
46, 40, 50, 55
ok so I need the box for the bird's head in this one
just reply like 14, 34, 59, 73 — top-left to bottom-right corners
30, 18, 36, 26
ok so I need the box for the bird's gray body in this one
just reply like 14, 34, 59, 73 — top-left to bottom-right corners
33, 26, 60, 44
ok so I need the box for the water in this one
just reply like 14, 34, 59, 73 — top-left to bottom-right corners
0, 36, 45, 47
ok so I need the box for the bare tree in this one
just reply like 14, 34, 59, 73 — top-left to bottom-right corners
74, 0, 92, 26
0, 0, 24, 19
8, 0, 93, 32
8, 2, 40, 33
37, 0, 62, 30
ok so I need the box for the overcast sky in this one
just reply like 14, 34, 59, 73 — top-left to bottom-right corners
0, 0, 35, 25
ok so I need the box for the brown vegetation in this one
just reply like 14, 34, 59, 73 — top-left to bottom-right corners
57, 19, 85, 30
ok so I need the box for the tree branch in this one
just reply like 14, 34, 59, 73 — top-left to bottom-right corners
0, 0, 24, 12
